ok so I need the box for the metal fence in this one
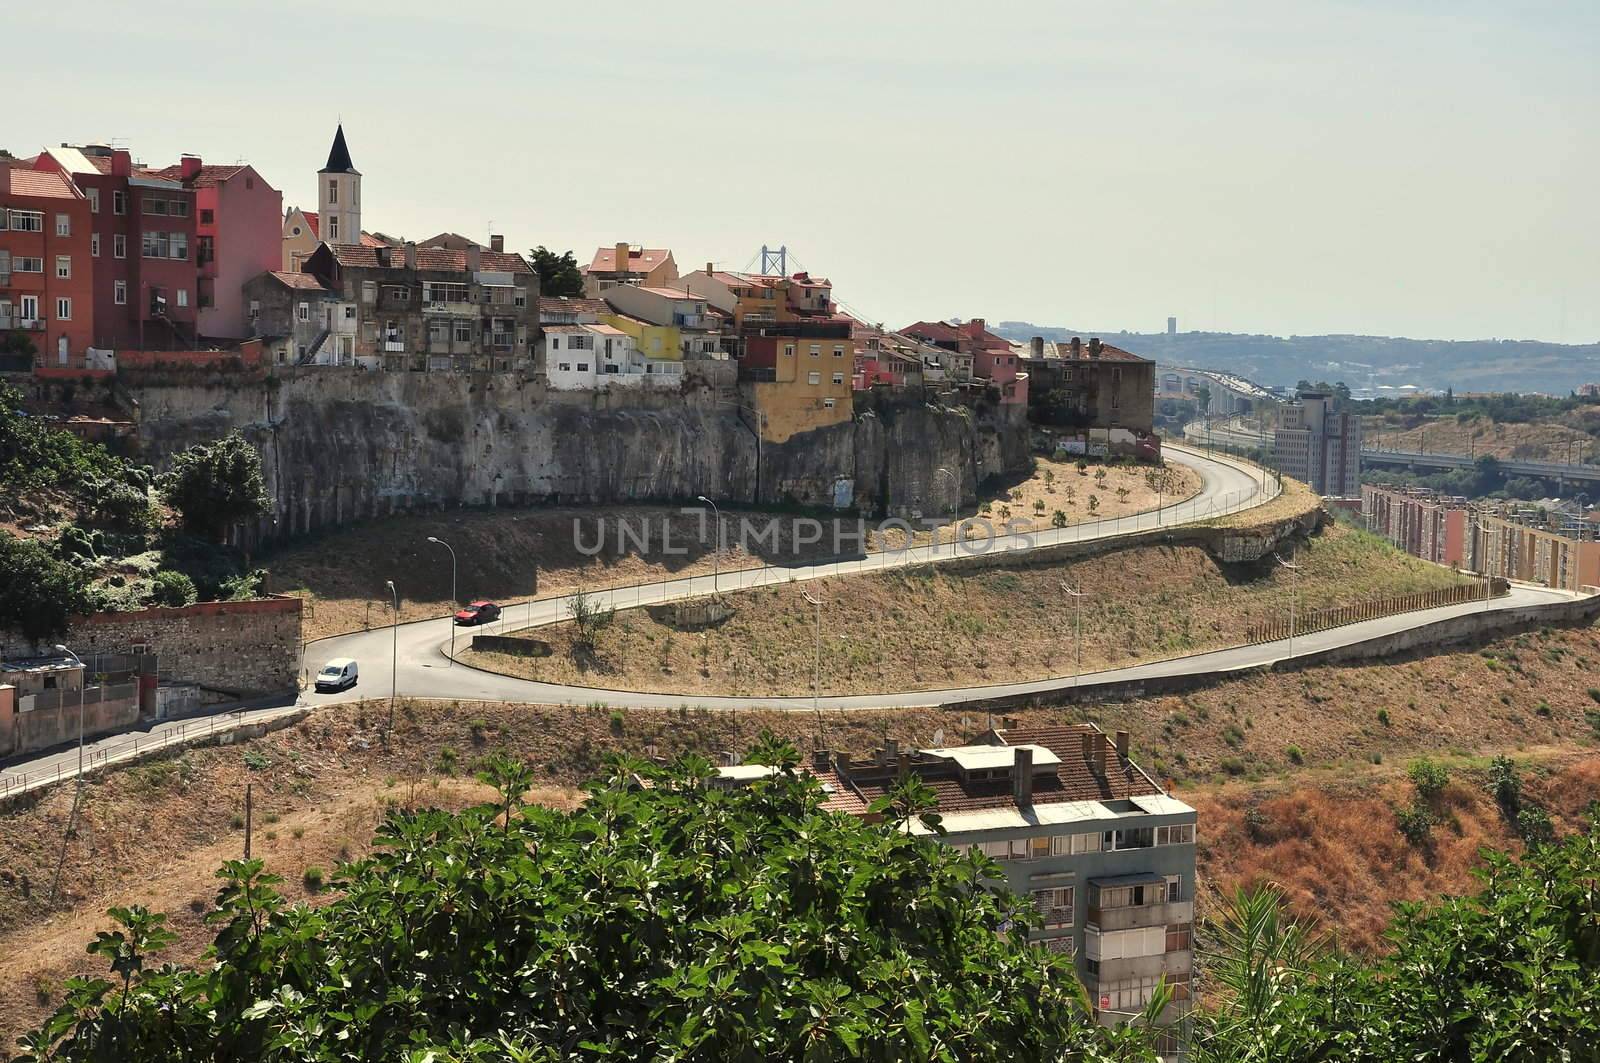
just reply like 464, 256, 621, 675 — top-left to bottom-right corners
1245, 579, 1508, 645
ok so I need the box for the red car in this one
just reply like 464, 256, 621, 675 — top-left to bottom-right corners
453, 600, 502, 626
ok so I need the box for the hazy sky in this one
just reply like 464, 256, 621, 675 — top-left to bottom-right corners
14, 0, 1598, 342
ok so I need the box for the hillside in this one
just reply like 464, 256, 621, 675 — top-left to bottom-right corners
993, 322, 1600, 395
461, 522, 1473, 697
3, 609, 1598, 1044
1364, 407, 1600, 465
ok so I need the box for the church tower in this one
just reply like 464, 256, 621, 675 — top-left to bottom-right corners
317, 124, 361, 246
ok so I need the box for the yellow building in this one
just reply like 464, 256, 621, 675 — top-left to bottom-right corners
741, 329, 854, 443
603, 312, 682, 362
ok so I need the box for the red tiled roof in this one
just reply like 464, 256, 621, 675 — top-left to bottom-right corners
327, 244, 532, 274
635, 286, 699, 300
4, 168, 80, 200
538, 296, 610, 316
150, 163, 252, 188
265, 270, 331, 292
358, 232, 387, 248
300, 211, 320, 238
588, 246, 673, 274
1068, 341, 1148, 363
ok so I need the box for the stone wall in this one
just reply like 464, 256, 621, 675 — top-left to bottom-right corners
22, 597, 305, 699
118, 366, 1032, 543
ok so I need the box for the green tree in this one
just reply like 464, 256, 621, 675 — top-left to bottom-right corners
18, 748, 1164, 1061
528, 246, 585, 298
150, 570, 199, 607
0, 532, 93, 647
567, 587, 616, 653
159, 431, 269, 543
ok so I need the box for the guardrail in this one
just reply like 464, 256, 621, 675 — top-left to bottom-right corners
0, 707, 257, 801
1245, 579, 1508, 644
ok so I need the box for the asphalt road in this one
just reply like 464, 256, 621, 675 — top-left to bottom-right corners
298, 445, 1284, 711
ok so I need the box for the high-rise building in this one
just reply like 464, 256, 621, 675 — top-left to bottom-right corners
1275, 390, 1361, 496
1166, 316, 1177, 335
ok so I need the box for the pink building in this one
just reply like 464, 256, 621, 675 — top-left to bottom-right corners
150, 160, 282, 340
902, 317, 1027, 403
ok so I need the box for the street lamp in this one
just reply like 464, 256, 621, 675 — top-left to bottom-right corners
385, 580, 398, 738
427, 536, 457, 664
1275, 548, 1301, 658
53, 644, 85, 777
801, 590, 824, 739
1057, 582, 1087, 689
696, 495, 722, 595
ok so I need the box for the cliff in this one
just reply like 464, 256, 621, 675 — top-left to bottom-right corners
120, 367, 1031, 542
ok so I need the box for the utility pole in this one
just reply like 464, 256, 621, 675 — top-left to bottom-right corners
427, 536, 458, 663
244, 783, 253, 859
801, 590, 824, 740
385, 580, 399, 741
697, 495, 722, 595
1276, 548, 1301, 657
1059, 581, 1087, 689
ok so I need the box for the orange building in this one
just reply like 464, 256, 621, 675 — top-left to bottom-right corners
0, 163, 95, 369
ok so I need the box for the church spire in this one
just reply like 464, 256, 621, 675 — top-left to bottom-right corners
320, 124, 359, 175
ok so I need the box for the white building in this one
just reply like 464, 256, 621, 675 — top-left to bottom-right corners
543, 323, 683, 390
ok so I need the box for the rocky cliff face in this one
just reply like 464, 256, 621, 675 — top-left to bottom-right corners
122, 368, 1031, 542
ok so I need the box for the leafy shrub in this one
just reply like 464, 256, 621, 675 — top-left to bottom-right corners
1285, 745, 1305, 766
217, 568, 265, 601
301, 866, 325, 892
1221, 724, 1245, 748
1219, 756, 1247, 776
1376, 708, 1391, 727
159, 430, 270, 543
1395, 803, 1437, 847
150, 569, 198, 608
0, 532, 93, 646
242, 749, 271, 771
1407, 758, 1450, 802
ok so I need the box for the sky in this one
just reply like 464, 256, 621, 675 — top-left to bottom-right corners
12, 0, 1598, 343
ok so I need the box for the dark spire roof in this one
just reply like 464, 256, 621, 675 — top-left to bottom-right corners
319, 124, 359, 175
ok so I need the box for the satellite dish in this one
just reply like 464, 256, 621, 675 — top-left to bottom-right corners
932, 728, 945, 748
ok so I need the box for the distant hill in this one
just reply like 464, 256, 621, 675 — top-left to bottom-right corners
992, 322, 1600, 396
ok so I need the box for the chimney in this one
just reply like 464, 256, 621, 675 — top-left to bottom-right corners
1013, 746, 1034, 805
705, 260, 714, 276
489, 234, 504, 254
1115, 730, 1130, 763
180, 154, 202, 182
885, 737, 898, 758
971, 317, 986, 334
1080, 731, 1094, 763
466, 243, 482, 273
615, 241, 631, 273
1030, 336, 1044, 358
111, 149, 132, 178
403, 241, 417, 270
1070, 336, 1082, 358
1093, 733, 1108, 777
812, 748, 831, 771
1089, 337, 1103, 356
897, 751, 911, 781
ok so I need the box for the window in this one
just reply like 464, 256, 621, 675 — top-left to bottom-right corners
831, 372, 844, 385
1029, 835, 1051, 859
328, 215, 339, 240
55, 213, 71, 237
807, 371, 821, 385
344, 305, 357, 320
113, 190, 126, 215
114, 281, 127, 305
176, 289, 188, 308
13, 257, 43, 273
200, 208, 214, 225
1072, 832, 1102, 855
55, 256, 72, 280
8, 210, 43, 232
453, 321, 473, 343
1032, 886, 1075, 929
1102, 827, 1154, 852
576, 362, 589, 372
550, 337, 561, 350
513, 290, 527, 308
250, 300, 262, 320
297, 303, 310, 322
424, 281, 470, 304
568, 333, 593, 350
1165, 922, 1193, 952
113, 234, 126, 259
1165, 874, 1182, 903
19, 295, 39, 322
1112, 367, 1121, 409
784, 344, 795, 357
557, 362, 571, 372
91, 233, 100, 257
833, 345, 844, 358
142, 232, 188, 259
55, 298, 71, 321
143, 198, 168, 216
362, 281, 376, 304
328, 180, 338, 204
87, 188, 100, 213
809, 344, 820, 357
1154, 824, 1195, 847
823, 398, 836, 409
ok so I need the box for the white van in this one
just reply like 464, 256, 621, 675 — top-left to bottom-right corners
315, 658, 359, 693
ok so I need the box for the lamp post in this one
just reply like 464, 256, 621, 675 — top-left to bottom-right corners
427, 536, 457, 663
801, 590, 824, 739
932, 467, 957, 562
1057, 582, 1086, 689
696, 495, 722, 595
53, 644, 84, 777
385, 580, 398, 738
1275, 548, 1301, 658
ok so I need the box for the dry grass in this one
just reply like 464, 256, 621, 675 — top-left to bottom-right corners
460, 523, 1472, 697
1364, 409, 1600, 464
268, 459, 1200, 642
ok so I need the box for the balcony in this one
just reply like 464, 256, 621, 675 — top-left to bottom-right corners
1086, 900, 1192, 933
7, 318, 44, 332
383, 340, 406, 353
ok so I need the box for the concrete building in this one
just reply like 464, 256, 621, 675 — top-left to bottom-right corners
0, 162, 95, 369
601, 284, 724, 358
901, 318, 1027, 404
1025, 337, 1156, 444
34, 145, 199, 352
720, 721, 1195, 1059
1275, 390, 1361, 497
582, 243, 678, 295
242, 270, 343, 365
0, 651, 147, 759
538, 295, 609, 327
1362, 484, 1470, 567
1166, 316, 1177, 335
541, 322, 682, 389
149, 158, 283, 341
301, 240, 536, 372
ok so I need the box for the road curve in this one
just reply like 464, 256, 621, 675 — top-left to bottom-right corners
302, 445, 1292, 711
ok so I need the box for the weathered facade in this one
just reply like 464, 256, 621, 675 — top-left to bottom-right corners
301, 240, 537, 373
243, 270, 342, 365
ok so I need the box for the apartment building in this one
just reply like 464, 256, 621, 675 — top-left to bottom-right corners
1275, 391, 1361, 497
1024, 337, 1157, 436
542, 322, 682, 389
601, 284, 724, 358
299, 239, 536, 372
721, 721, 1195, 1059
0, 163, 94, 368
1364, 483, 1600, 593
538, 295, 609, 326
583, 242, 678, 295
902, 317, 1026, 403
148, 159, 282, 340
242, 270, 344, 365
34, 145, 199, 351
